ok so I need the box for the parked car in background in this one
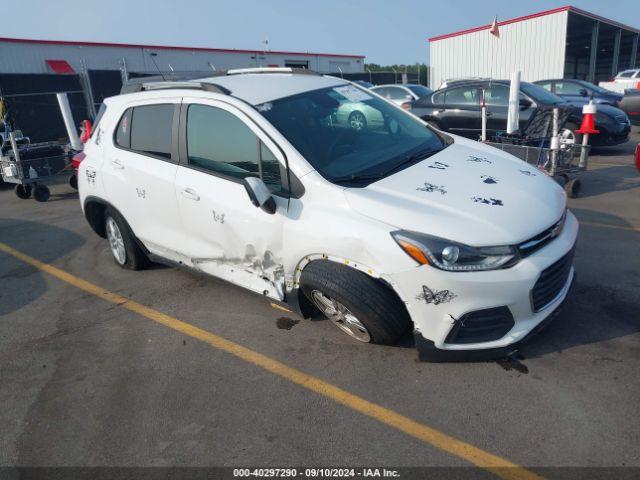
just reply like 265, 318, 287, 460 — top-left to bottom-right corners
620, 90, 640, 124
370, 84, 433, 107
534, 79, 623, 107
598, 69, 640, 94
353, 80, 374, 89
78, 68, 577, 360
411, 79, 630, 146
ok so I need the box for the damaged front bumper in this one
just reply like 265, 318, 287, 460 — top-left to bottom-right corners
386, 211, 579, 361
413, 273, 575, 361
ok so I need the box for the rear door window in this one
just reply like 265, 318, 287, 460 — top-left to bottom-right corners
386, 87, 410, 100
129, 104, 174, 160
445, 86, 481, 106
554, 82, 582, 95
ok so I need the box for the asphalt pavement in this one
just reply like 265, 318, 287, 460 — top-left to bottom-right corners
1, 131, 639, 478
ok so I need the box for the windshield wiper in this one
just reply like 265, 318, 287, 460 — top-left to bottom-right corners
378, 148, 443, 177
330, 147, 444, 185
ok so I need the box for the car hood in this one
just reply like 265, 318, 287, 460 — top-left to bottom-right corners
344, 136, 567, 246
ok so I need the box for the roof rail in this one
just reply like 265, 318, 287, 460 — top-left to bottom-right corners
119, 67, 320, 94
120, 81, 231, 95
226, 66, 319, 76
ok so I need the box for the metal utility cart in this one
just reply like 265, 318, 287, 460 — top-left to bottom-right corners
1, 130, 74, 202
483, 107, 590, 198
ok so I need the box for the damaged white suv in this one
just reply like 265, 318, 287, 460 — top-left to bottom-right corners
79, 68, 578, 361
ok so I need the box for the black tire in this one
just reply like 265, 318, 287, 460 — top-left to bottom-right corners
300, 261, 411, 345
15, 184, 32, 199
69, 174, 78, 190
33, 185, 50, 202
103, 207, 150, 270
348, 111, 367, 131
563, 122, 583, 144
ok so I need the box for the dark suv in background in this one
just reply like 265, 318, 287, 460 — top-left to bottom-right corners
411, 80, 630, 146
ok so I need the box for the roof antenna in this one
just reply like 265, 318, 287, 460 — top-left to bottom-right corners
148, 52, 166, 80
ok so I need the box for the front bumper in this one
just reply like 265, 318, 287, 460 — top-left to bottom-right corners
413, 272, 575, 361
591, 124, 631, 146
385, 211, 579, 358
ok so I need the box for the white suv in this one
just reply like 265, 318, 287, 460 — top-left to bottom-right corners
78, 68, 578, 361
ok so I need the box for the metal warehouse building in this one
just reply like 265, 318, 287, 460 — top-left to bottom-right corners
429, 6, 640, 88
0, 37, 364, 75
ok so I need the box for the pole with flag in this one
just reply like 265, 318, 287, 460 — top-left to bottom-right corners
482, 16, 500, 142
490, 15, 500, 38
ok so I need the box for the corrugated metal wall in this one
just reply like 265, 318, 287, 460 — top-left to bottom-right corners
429, 11, 568, 88
0, 40, 364, 74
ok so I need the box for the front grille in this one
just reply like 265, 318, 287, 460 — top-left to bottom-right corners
531, 246, 575, 312
445, 306, 515, 344
518, 213, 566, 258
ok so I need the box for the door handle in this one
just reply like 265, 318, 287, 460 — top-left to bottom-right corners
485, 112, 494, 117
111, 159, 124, 170
181, 188, 200, 201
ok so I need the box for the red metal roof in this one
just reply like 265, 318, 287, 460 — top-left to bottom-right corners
0, 36, 365, 59
428, 5, 640, 42
45, 59, 75, 73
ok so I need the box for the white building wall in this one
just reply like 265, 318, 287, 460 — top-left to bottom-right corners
0, 40, 364, 74
429, 10, 568, 88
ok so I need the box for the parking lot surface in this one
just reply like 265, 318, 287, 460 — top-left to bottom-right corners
1, 131, 639, 477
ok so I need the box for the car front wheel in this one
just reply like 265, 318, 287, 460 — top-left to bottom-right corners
300, 261, 411, 344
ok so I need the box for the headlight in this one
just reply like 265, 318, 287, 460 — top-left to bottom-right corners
391, 231, 519, 271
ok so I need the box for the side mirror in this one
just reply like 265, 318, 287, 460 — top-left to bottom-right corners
242, 176, 276, 214
579, 88, 589, 97
519, 98, 532, 110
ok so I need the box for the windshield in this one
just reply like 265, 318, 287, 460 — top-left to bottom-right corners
520, 82, 566, 104
257, 85, 446, 184
406, 85, 433, 98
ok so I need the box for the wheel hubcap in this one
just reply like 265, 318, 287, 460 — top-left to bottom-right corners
310, 290, 371, 342
106, 217, 126, 265
350, 114, 365, 130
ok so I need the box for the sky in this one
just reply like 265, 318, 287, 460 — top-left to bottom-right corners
5, 0, 640, 65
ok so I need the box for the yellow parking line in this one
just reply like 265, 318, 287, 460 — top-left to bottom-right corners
0, 241, 543, 480
579, 221, 640, 233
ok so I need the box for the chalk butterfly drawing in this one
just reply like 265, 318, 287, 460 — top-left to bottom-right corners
417, 182, 447, 195
467, 155, 492, 164
472, 196, 503, 206
416, 285, 457, 305
428, 161, 449, 170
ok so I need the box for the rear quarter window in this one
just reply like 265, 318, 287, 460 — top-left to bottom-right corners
130, 104, 174, 160
114, 108, 132, 149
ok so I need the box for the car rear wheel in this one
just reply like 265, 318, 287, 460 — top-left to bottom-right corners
300, 261, 411, 345
104, 208, 149, 270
